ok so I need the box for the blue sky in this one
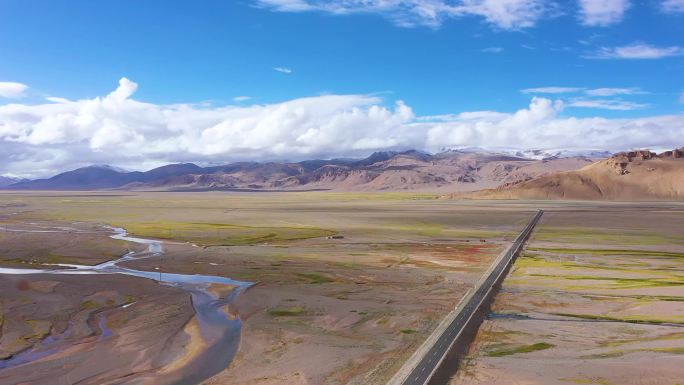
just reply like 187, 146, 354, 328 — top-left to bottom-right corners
1, 0, 684, 176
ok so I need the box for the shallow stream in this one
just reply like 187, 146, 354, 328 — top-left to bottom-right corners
0, 225, 251, 383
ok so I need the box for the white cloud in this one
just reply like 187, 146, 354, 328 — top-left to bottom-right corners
578, 0, 630, 26
1, 78, 683, 177
521, 87, 583, 94
523, 86, 646, 97
420, 96, 681, 151
0, 82, 29, 99
589, 43, 684, 59
233, 96, 252, 102
482, 47, 503, 53
418, 111, 509, 122
456, 0, 550, 29
568, 98, 648, 110
255, 0, 550, 29
662, 0, 684, 13
108, 77, 138, 101
273, 67, 293, 74
584, 87, 643, 96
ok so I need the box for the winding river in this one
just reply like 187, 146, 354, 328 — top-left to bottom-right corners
0, 225, 252, 384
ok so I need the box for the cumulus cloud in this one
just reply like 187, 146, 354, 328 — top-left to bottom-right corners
662, 0, 684, 12
255, 0, 550, 29
419, 96, 681, 151
1, 78, 683, 177
589, 43, 684, 59
0, 82, 29, 99
578, 0, 630, 26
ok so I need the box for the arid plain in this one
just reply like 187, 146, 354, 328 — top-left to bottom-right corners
451, 205, 684, 385
1, 192, 682, 385
0, 192, 528, 384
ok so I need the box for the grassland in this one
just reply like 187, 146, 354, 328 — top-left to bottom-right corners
7, 193, 680, 384
451, 204, 684, 385
0, 191, 531, 385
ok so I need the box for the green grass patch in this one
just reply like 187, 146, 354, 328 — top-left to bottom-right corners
583, 346, 684, 359
332, 260, 364, 269
528, 247, 684, 259
268, 307, 307, 317
581, 351, 626, 359
646, 347, 684, 354
297, 272, 334, 284
601, 331, 684, 347
533, 227, 683, 246
486, 342, 554, 357
477, 329, 528, 342
514, 254, 667, 276
524, 272, 684, 290
80, 300, 99, 310
400, 328, 417, 334
584, 294, 684, 302
112, 221, 336, 246
513, 255, 622, 276
553, 312, 684, 325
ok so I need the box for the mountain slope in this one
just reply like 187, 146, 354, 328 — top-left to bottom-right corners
0, 176, 24, 188
7, 164, 205, 190
471, 149, 684, 200
8, 166, 137, 190
5, 150, 596, 192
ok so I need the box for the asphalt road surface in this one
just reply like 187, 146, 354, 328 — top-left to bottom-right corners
401, 210, 544, 385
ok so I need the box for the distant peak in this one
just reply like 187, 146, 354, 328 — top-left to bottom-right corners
439, 146, 612, 160
86, 164, 128, 172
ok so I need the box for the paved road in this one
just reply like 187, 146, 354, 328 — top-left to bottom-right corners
401, 210, 544, 385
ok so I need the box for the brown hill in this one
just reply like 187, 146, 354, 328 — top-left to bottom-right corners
470, 148, 684, 200
137, 151, 593, 192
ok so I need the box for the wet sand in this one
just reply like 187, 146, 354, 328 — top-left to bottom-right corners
0, 273, 195, 384
0, 225, 250, 384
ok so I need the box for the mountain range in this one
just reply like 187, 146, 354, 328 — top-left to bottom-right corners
0, 176, 26, 188
5, 147, 683, 200
5, 149, 596, 192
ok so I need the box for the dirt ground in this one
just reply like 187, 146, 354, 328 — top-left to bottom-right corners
450, 205, 684, 385
0, 192, 531, 384
7, 194, 679, 384
0, 221, 140, 267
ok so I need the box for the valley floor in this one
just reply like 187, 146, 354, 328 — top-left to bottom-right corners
450, 205, 684, 385
0, 192, 528, 384
1, 193, 681, 385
